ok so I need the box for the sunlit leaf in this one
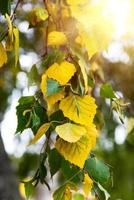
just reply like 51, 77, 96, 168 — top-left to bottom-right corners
55, 123, 87, 143
47, 91, 65, 108
46, 61, 76, 85
29, 123, 50, 145
83, 173, 93, 196
86, 125, 98, 148
48, 31, 67, 46
59, 94, 97, 126
76, 29, 99, 59
56, 135, 93, 168
0, 43, 7, 67
40, 73, 47, 95
67, 0, 88, 6
70, 2, 115, 58
13, 27, 19, 67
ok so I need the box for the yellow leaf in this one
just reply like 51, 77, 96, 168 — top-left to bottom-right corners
47, 91, 65, 108
86, 125, 98, 149
40, 74, 65, 108
53, 182, 77, 200
0, 43, 7, 68
55, 123, 87, 143
40, 73, 47, 95
78, 58, 88, 93
13, 28, 19, 67
83, 173, 93, 196
67, 0, 88, 6
48, 31, 67, 46
55, 134, 92, 168
69, 2, 115, 58
76, 29, 99, 59
71, 48, 88, 93
5, 14, 14, 51
59, 95, 97, 126
46, 61, 76, 85
29, 8, 48, 26
29, 123, 50, 145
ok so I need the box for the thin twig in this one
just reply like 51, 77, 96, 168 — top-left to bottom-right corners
11, 0, 22, 20
0, 0, 22, 42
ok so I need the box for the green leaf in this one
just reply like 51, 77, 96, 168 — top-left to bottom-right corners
16, 96, 35, 133
0, 0, 11, 15
42, 49, 65, 69
94, 110, 104, 130
100, 83, 116, 99
18, 96, 35, 105
61, 160, 83, 183
85, 157, 110, 184
31, 101, 48, 134
39, 164, 47, 184
97, 183, 110, 200
88, 71, 95, 88
46, 79, 63, 97
93, 183, 105, 200
24, 182, 34, 199
48, 148, 63, 176
72, 193, 85, 200
93, 183, 110, 200
16, 96, 48, 134
28, 64, 40, 86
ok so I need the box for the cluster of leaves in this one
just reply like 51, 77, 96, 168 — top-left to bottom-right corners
0, 0, 129, 200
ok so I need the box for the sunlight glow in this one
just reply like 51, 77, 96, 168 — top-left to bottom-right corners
105, 0, 131, 37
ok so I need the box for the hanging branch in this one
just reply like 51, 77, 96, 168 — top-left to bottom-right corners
0, 0, 22, 43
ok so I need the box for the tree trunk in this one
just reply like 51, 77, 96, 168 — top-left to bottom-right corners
0, 132, 23, 200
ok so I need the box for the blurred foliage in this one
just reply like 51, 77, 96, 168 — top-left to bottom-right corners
0, 0, 134, 200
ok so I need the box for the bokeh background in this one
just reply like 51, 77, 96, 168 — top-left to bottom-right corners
0, 0, 134, 199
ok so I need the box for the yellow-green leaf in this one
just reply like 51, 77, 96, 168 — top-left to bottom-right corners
48, 31, 67, 46
53, 182, 77, 200
46, 61, 76, 85
0, 43, 7, 67
29, 8, 48, 26
5, 14, 13, 50
55, 134, 92, 168
13, 28, 19, 67
59, 95, 97, 126
29, 123, 50, 145
83, 173, 93, 196
55, 123, 87, 143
